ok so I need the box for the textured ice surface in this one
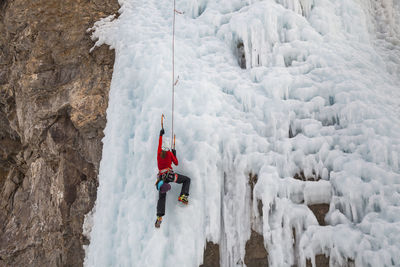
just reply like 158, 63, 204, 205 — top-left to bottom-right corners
85, 0, 400, 266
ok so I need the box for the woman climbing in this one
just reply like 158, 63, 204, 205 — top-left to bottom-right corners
155, 125, 191, 228
154, 0, 189, 228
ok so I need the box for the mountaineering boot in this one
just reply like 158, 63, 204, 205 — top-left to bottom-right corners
178, 194, 189, 205
155, 216, 163, 228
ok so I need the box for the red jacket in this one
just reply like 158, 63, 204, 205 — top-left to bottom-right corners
157, 135, 178, 172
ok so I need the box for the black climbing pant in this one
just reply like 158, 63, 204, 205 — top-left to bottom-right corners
157, 173, 191, 217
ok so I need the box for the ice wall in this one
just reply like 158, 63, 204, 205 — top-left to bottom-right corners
85, 0, 400, 266
359, 0, 400, 77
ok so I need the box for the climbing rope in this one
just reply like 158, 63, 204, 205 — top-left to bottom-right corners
171, 0, 176, 149
171, 0, 182, 149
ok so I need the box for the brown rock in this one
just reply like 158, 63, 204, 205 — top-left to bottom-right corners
308, 204, 329, 226
306, 254, 329, 267
0, 0, 119, 266
306, 256, 356, 267
293, 170, 321, 181
200, 242, 220, 267
244, 230, 269, 267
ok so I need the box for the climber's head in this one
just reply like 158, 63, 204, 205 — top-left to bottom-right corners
162, 137, 170, 151
160, 137, 170, 159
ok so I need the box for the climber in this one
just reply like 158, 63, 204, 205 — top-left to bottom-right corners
155, 127, 191, 228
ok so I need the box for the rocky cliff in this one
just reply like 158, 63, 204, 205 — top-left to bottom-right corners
0, 0, 118, 265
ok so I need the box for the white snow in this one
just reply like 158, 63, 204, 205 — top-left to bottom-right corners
304, 180, 331, 205
85, 0, 400, 266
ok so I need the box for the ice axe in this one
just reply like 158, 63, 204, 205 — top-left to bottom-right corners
161, 114, 165, 129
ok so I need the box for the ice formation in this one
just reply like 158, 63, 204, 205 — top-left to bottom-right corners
85, 0, 400, 266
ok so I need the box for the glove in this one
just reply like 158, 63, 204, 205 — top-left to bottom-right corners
172, 149, 176, 157
160, 128, 165, 136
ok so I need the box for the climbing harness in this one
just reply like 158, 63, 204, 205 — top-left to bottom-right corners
155, 168, 178, 190
158, 168, 178, 183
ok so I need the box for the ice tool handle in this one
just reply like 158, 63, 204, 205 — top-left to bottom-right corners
161, 114, 165, 129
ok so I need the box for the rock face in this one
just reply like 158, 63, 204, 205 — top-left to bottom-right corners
244, 230, 268, 267
0, 0, 118, 266
201, 242, 220, 267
